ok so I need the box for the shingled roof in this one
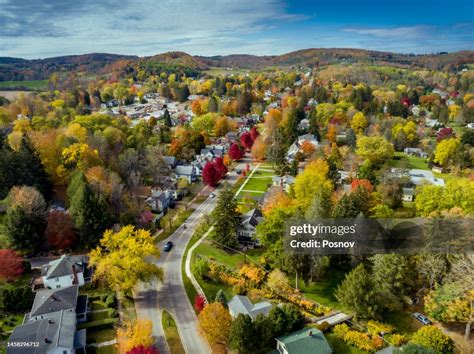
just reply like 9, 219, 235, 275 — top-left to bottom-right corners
29, 285, 78, 319
42, 255, 84, 279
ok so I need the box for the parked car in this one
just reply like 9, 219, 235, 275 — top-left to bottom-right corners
413, 312, 431, 325
164, 241, 173, 252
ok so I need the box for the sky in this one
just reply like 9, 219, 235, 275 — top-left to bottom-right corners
0, 0, 473, 59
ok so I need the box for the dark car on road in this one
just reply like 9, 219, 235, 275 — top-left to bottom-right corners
413, 312, 431, 325
164, 241, 173, 252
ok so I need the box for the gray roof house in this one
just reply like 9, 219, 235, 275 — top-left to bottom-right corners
227, 295, 273, 319
162, 156, 177, 168
146, 189, 174, 213
237, 209, 264, 247
26, 285, 88, 324
7, 309, 86, 354
40, 255, 88, 290
403, 148, 428, 159
175, 165, 198, 183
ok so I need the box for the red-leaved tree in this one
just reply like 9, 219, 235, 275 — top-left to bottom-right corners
0, 249, 24, 281
127, 345, 159, 354
351, 179, 374, 193
240, 131, 254, 150
436, 127, 454, 142
202, 161, 222, 187
250, 126, 260, 140
195, 294, 206, 312
46, 211, 77, 250
214, 157, 228, 177
228, 143, 245, 160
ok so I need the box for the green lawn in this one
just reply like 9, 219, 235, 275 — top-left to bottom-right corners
241, 177, 273, 192
86, 328, 116, 344
197, 277, 234, 302
90, 311, 113, 322
195, 241, 265, 269
162, 310, 186, 354
0, 80, 48, 90
326, 333, 368, 354
204, 67, 250, 77
389, 152, 429, 170
291, 268, 347, 310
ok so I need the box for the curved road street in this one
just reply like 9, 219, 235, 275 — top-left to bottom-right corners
134, 159, 248, 354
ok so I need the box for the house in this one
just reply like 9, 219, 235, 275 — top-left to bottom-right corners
41, 255, 86, 290
408, 169, 445, 186
272, 175, 295, 192
198, 148, 224, 161
298, 119, 310, 131
402, 187, 415, 202
7, 309, 86, 354
162, 156, 177, 169
425, 117, 441, 128
403, 148, 428, 159
146, 189, 174, 213
237, 209, 264, 246
227, 295, 272, 319
175, 165, 198, 183
287, 134, 319, 162
27, 285, 88, 324
225, 131, 240, 143
275, 328, 332, 354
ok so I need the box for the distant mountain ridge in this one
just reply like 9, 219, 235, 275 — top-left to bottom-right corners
1, 48, 473, 82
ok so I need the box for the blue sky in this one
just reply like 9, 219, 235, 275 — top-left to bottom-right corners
0, 0, 472, 59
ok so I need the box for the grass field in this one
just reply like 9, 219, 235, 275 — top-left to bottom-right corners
162, 310, 186, 354
203, 66, 251, 77
195, 241, 265, 269
0, 80, 48, 90
290, 268, 347, 310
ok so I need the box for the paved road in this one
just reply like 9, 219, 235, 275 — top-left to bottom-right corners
134, 159, 249, 354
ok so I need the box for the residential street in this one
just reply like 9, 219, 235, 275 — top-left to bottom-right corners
134, 159, 249, 354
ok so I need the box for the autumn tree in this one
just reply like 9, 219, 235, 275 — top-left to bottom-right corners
410, 326, 454, 354
0, 249, 24, 281
356, 136, 394, 165
293, 159, 332, 209
202, 161, 222, 187
251, 136, 266, 161
229, 314, 259, 354
117, 319, 154, 354
250, 126, 260, 140
194, 294, 206, 312
46, 211, 76, 250
198, 302, 232, 346
301, 140, 316, 157
5, 186, 48, 252
240, 131, 254, 150
127, 346, 159, 354
214, 157, 228, 177
434, 138, 460, 167
351, 111, 368, 134
228, 143, 245, 161
89, 226, 163, 296
211, 184, 240, 248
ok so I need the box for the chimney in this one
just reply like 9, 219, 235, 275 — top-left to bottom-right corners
308, 331, 313, 337
72, 264, 79, 285
48, 319, 54, 324
44, 337, 51, 344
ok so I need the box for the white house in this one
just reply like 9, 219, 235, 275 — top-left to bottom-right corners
287, 134, 319, 162
237, 208, 264, 247
41, 255, 86, 290
227, 295, 273, 319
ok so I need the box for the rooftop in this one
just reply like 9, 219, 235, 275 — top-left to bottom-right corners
276, 327, 332, 354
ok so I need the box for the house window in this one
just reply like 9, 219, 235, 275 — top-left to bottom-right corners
55, 278, 59, 282
56, 285, 60, 288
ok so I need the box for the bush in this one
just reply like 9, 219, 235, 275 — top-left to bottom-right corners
344, 330, 378, 352
99, 294, 108, 302
333, 323, 350, 338
193, 258, 210, 280
385, 333, 407, 347
411, 326, 454, 354
105, 294, 116, 308
0, 285, 35, 314
107, 308, 117, 318
366, 320, 394, 336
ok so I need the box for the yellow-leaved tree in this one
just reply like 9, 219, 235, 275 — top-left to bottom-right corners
117, 319, 154, 353
198, 302, 232, 346
293, 158, 333, 209
89, 225, 163, 296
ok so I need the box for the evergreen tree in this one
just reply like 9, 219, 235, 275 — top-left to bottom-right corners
346, 128, 357, 148
68, 172, 112, 248
208, 96, 219, 113
229, 314, 259, 354
163, 109, 172, 127
0, 137, 52, 199
211, 184, 240, 248
214, 289, 227, 308
5, 186, 48, 252
335, 264, 381, 318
